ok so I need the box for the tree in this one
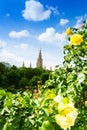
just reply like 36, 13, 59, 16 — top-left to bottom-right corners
41, 72, 49, 84
7, 69, 20, 89
29, 76, 41, 89
19, 77, 29, 89
1, 62, 11, 68
0, 62, 6, 74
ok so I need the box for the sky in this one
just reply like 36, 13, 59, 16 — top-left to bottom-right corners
0, 0, 87, 70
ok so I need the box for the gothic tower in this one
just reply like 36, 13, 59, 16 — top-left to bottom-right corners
36, 49, 43, 68
22, 61, 25, 68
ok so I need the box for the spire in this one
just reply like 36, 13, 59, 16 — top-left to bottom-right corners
29, 63, 32, 68
36, 49, 43, 68
39, 49, 42, 59
22, 61, 25, 68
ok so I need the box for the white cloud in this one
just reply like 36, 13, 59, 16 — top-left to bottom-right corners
74, 16, 83, 28
0, 48, 35, 67
48, 6, 59, 15
22, 0, 51, 21
0, 40, 6, 49
14, 43, 29, 50
38, 27, 67, 47
0, 49, 23, 64
0, 40, 38, 67
9, 30, 29, 38
20, 43, 29, 49
74, 14, 87, 28
59, 18, 69, 26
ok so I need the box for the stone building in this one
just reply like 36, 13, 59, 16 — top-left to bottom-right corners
36, 49, 43, 68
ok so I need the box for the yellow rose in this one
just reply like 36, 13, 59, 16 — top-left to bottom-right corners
70, 34, 83, 45
55, 114, 68, 130
61, 106, 75, 116
65, 28, 71, 35
55, 101, 78, 130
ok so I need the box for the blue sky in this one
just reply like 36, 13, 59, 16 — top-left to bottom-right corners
0, 0, 87, 69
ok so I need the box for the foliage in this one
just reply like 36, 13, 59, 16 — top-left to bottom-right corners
41, 72, 49, 84
45, 20, 87, 129
0, 63, 50, 91
0, 20, 87, 130
29, 76, 41, 88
